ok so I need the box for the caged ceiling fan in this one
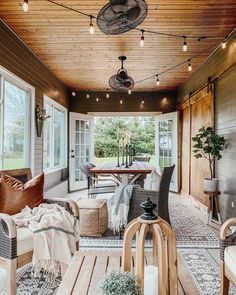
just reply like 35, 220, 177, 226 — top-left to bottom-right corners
109, 56, 134, 91
97, 0, 148, 35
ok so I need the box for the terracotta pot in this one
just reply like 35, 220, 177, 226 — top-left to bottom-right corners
204, 178, 219, 193
36, 119, 44, 137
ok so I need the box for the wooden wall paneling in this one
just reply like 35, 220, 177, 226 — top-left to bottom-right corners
178, 100, 191, 196
190, 88, 213, 206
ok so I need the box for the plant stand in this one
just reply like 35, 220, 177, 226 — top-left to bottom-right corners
205, 191, 222, 225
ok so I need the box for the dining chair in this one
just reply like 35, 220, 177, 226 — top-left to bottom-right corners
128, 165, 175, 224
79, 163, 118, 198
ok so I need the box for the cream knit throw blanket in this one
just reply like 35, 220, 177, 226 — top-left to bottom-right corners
13, 203, 79, 280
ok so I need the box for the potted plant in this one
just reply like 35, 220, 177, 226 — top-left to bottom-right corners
100, 271, 141, 295
192, 126, 227, 193
35, 105, 50, 137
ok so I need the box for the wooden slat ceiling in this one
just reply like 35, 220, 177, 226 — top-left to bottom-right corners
1, 0, 236, 91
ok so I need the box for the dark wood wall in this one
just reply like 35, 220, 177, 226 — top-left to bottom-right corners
0, 20, 69, 190
178, 29, 236, 222
70, 91, 177, 114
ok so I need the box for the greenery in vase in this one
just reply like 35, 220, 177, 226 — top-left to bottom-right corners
100, 271, 141, 295
36, 105, 50, 121
192, 126, 227, 179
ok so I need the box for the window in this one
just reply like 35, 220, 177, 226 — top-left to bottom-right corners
43, 96, 67, 172
0, 67, 34, 170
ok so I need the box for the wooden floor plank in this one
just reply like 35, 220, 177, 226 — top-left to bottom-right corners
72, 255, 96, 295
177, 253, 200, 295
57, 252, 84, 295
106, 252, 121, 274
88, 254, 109, 295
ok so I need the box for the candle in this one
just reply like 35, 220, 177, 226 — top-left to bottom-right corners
144, 265, 158, 295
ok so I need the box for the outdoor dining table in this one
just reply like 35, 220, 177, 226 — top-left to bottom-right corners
90, 161, 155, 185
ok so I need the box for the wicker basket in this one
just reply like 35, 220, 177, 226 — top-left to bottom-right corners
77, 199, 108, 237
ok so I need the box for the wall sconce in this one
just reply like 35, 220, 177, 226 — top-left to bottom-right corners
35, 105, 50, 137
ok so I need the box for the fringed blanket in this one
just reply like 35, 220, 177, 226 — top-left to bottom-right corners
13, 203, 79, 281
110, 184, 137, 232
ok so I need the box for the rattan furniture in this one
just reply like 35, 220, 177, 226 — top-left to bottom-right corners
220, 217, 236, 295
128, 165, 175, 224
0, 168, 79, 295
77, 199, 108, 237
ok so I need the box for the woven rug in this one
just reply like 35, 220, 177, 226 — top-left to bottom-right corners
1, 248, 235, 295
80, 194, 220, 249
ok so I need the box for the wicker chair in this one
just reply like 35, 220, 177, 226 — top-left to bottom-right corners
79, 163, 117, 198
0, 168, 79, 295
128, 165, 175, 224
220, 217, 236, 295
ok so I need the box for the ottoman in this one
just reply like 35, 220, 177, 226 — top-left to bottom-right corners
77, 199, 108, 237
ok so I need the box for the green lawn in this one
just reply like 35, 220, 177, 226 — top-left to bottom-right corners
95, 156, 156, 166
3, 158, 24, 170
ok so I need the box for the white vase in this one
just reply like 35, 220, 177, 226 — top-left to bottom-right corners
204, 178, 219, 193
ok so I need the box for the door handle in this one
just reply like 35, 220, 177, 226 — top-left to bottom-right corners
71, 155, 75, 158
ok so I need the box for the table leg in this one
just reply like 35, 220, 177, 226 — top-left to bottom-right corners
207, 196, 213, 225
214, 195, 222, 225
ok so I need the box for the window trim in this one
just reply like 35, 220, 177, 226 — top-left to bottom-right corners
43, 95, 68, 174
0, 65, 35, 174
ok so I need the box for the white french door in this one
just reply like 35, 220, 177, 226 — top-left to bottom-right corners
155, 112, 179, 192
69, 112, 94, 191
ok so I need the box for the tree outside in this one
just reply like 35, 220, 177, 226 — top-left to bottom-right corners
94, 116, 156, 164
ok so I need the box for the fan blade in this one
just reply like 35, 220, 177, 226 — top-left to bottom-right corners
125, 6, 141, 21
110, 0, 128, 14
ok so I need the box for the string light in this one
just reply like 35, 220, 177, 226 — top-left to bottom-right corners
128, 89, 132, 95
96, 97, 99, 102
141, 100, 145, 104
120, 100, 123, 104
72, 91, 76, 96
86, 93, 90, 99
22, 0, 29, 12
156, 75, 160, 86
140, 30, 145, 47
89, 16, 94, 34
188, 59, 192, 72
182, 37, 187, 52
106, 93, 109, 98
222, 40, 226, 49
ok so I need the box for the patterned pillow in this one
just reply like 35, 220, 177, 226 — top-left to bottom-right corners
144, 170, 161, 191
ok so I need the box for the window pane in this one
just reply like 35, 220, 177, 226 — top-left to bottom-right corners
3, 81, 29, 169
43, 103, 51, 169
54, 107, 64, 167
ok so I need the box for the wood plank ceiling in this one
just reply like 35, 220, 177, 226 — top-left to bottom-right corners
0, 0, 236, 92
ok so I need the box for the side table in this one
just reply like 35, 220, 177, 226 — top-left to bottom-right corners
205, 191, 222, 225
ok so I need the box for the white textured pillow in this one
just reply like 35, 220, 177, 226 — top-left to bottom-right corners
144, 170, 161, 191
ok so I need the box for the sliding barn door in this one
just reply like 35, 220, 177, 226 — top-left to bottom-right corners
190, 88, 213, 205
179, 86, 214, 206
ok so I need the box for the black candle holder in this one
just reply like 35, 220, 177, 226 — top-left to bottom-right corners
125, 144, 129, 168
122, 137, 125, 165
117, 139, 120, 167
129, 144, 133, 166
140, 198, 158, 220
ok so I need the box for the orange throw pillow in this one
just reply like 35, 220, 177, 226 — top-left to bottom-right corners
0, 172, 44, 215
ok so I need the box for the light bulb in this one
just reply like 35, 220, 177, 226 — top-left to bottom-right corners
188, 60, 192, 72
140, 30, 145, 47
141, 100, 144, 104
182, 37, 187, 52
89, 16, 94, 34
222, 40, 226, 49
128, 89, 132, 95
86, 93, 90, 99
106, 93, 109, 99
96, 97, 99, 102
22, 0, 28, 12
156, 75, 160, 86
120, 100, 123, 104
72, 91, 76, 97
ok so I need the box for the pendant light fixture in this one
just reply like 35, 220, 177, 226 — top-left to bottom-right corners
182, 37, 187, 52
128, 89, 132, 95
72, 91, 76, 97
188, 59, 192, 72
120, 99, 123, 104
22, 0, 29, 12
86, 93, 90, 99
140, 30, 145, 47
89, 16, 95, 34
96, 97, 99, 102
222, 40, 226, 49
156, 75, 160, 86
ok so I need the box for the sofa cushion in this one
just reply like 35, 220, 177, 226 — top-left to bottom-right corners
0, 172, 44, 215
144, 170, 161, 191
225, 246, 236, 284
17, 227, 34, 256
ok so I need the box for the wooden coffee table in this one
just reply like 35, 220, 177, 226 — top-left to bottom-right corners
56, 251, 199, 295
